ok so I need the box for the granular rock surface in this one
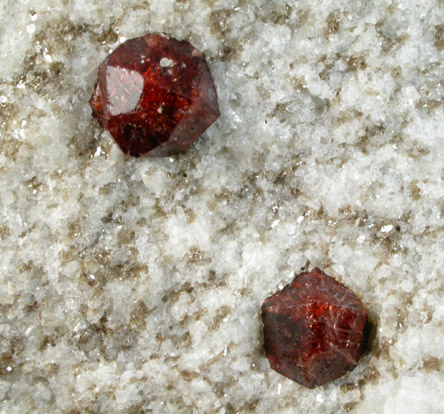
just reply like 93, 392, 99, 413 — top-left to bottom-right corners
1, 1, 444, 413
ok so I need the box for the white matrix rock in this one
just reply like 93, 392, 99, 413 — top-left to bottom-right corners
1, 0, 444, 413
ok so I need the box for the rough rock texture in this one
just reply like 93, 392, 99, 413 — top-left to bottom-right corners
262, 268, 368, 388
1, 0, 444, 413
90, 34, 220, 157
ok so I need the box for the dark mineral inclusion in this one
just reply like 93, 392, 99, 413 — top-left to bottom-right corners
262, 268, 369, 388
90, 34, 220, 157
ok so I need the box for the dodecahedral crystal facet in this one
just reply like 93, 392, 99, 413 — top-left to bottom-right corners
262, 268, 369, 388
90, 34, 220, 157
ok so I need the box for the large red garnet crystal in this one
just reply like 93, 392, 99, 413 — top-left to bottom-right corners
262, 268, 368, 388
90, 34, 220, 157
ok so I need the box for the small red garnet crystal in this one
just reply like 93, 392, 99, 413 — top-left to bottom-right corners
90, 34, 220, 157
262, 268, 368, 388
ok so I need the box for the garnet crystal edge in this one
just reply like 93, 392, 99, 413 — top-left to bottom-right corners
262, 268, 369, 388
90, 34, 220, 157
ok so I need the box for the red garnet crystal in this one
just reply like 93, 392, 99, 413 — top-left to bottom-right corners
90, 34, 220, 157
262, 268, 368, 388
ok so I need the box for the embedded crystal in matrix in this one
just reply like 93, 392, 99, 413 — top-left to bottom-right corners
90, 34, 220, 157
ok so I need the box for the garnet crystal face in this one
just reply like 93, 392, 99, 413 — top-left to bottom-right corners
90, 34, 220, 157
262, 268, 368, 388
